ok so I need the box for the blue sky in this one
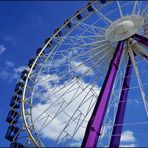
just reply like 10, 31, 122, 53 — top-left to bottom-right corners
0, 1, 148, 147
0, 1, 86, 146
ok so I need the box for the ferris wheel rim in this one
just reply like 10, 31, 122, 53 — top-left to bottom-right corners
21, 1, 100, 147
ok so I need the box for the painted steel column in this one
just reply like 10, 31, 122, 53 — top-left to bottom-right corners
109, 57, 132, 148
132, 34, 148, 47
81, 41, 124, 148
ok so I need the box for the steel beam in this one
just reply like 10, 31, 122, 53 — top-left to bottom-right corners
140, 52, 148, 60
109, 56, 132, 148
81, 41, 124, 148
132, 34, 148, 47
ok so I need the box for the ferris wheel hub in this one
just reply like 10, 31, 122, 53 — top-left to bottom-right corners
105, 15, 144, 42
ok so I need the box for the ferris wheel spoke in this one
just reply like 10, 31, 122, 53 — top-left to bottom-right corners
128, 47, 148, 117
54, 97, 95, 144
36, 91, 90, 132
105, 121, 148, 128
32, 113, 52, 126
45, 54, 111, 102
73, 20, 106, 33
61, 36, 105, 46
140, 4, 148, 15
80, 50, 113, 79
62, 110, 87, 128
48, 80, 80, 101
39, 93, 95, 132
52, 56, 110, 102
77, 27, 104, 36
63, 34, 105, 40
99, 76, 123, 145
71, 47, 110, 70
38, 100, 67, 131
133, 46, 148, 62
54, 60, 111, 145
32, 44, 111, 84
74, 21, 103, 35
106, 70, 124, 117
108, 48, 128, 105
115, 81, 148, 92
69, 42, 110, 61
32, 57, 110, 131
30, 53, 111, 110
67, 98, 97, 143
16, 135, 31, 141
32, 81, 79, 122
57, 100, 97, 145
117, 0, 123, 17
132, 1, 138, 15
137, 1, 142, 15
31, 39, 109, 79
111, 131, 148, 138
23, 137, 33, 146
72, 20, 103, 32
136, 43, 148, 56
62, 38, 108, 47
28, 10, 96, 81
132, 44, 148, 61
31, 48, 112, 101
93, 7, 112, 25
34, 57, 110, 112
29, 9, 106, 86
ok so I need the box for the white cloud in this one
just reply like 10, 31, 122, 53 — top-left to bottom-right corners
31, 75, 101, 145
0, 45, 6, 55
0, 65, 27, 81
5, 60, 15, 67
71, 61, 94, 76
13, 66, 29, 79
121, 130, 136, 143
120, 130, 137, 147
33, 74, 61, 102
14, 66, 26, 73
0, 32, 16, 45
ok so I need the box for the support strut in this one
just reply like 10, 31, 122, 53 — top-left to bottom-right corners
139, 51, 148, 60
81, 41, 124, 148
109, 56, 132, 148
132, 34, 148, 47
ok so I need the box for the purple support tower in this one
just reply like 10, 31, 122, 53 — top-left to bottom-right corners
109, 57, 132, 148
81, 41, 124, 148
132, 34, 148, 47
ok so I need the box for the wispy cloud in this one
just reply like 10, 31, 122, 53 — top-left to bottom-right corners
71, 60, 94, 76
0, 45, 6, 55
0, 70, 9, 80
12, 66, 27, 79
13, 66, 26, 73
0, 32, 16, 45
5, 60, 15, 68
0, 65, 26, 82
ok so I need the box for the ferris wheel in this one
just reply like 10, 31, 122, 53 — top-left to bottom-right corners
5, 0, 148, 147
